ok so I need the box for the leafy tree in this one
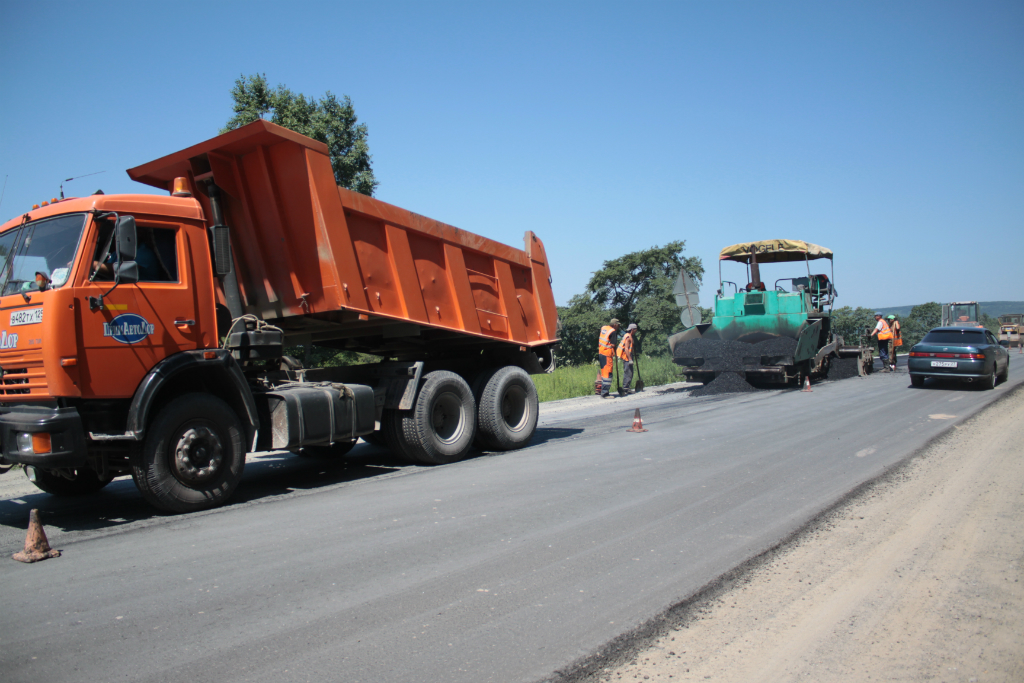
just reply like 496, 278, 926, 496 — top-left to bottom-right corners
223, 73, 378, 196
555, 294, 611, 367
899, 302, 941, 348
584, 242, 704, 357
979, 313, 1000, 335
830, 306, 878, 346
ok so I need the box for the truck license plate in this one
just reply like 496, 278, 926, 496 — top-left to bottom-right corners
10, 308, 43, 326
930, 361, 957, 368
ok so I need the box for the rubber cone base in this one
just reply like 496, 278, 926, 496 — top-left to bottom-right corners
12, 509, 60, 563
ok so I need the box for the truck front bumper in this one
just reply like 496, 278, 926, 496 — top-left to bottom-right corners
0, 406, 88, 469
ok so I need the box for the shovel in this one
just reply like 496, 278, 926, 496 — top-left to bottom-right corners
635, 354, 645, 392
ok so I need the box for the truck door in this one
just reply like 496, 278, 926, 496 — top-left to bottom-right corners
77, 217, 206, 399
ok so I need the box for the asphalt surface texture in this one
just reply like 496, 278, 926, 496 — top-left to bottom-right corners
1, 353, 1018, 683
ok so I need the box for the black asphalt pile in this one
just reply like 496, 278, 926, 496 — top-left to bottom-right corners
692, 371, 763, 396
673, 337, 798, 373
827, 357, 862, 381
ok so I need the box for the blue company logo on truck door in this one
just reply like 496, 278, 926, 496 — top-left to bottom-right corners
104, 313, 155, 344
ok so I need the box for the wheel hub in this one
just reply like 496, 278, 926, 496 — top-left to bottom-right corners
431, 392, 465, 444
173, 426, 223, 483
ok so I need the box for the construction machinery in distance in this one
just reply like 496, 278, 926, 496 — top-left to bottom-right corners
941, 301, 984, 327
669, 239, 873, 388
998, 313, 1022, 348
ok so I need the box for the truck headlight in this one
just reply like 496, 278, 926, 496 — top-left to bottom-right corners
17, 432, 51, 454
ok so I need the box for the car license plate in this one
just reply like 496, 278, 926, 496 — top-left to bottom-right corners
930, 361, 957, 368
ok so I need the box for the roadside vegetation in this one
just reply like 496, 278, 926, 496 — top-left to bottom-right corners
534, 355, 683, 402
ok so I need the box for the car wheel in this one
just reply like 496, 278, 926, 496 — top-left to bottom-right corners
979, 371, 995, 390
997, 358, 1009, 382
131, 393, 246, 513
910, 375, 924, 388
27, 467, 114, 496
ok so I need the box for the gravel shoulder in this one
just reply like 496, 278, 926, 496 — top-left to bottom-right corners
584, 383, 1024, 683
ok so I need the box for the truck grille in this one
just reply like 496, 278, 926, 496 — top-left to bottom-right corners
0, 351, 47, 397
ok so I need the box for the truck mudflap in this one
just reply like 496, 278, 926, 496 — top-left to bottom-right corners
0, 405, 88, 469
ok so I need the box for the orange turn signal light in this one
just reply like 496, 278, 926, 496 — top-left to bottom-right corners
32, 432, 52, 454
60, 357, 78, 367
203, 351, 217, 359
171, 177, 192, 197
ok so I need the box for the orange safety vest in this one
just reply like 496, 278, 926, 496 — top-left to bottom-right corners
598, 325, 617, 356
892, 320, 902, 346
616, 333, 633, 361
877, 319, 892, 340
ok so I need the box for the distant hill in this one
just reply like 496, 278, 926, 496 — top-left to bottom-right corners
874, 301, 1024, 319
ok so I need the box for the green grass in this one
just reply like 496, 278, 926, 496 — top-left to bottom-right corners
532, 355, 685, 402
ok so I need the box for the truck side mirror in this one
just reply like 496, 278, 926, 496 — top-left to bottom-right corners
115, 260, 139, 284
116, 216, 137, 261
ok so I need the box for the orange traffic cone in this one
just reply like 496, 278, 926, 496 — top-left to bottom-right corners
12, 509, 60, 563
802, 375, 813, 392
627, 408, 648, 433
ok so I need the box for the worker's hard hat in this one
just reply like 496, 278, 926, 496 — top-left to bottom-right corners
627, 323, 638, 331
609, 318, 620, 325
874, 312, 882, 317
887, 314, 896, 320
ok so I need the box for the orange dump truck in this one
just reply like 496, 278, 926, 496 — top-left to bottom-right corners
0, 120, 558, 512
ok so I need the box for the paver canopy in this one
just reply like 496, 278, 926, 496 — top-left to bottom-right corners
719, 240, 833, 264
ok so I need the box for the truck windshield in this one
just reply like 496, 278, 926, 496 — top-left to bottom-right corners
949, 304, 977, 322
0, 213, 86, 296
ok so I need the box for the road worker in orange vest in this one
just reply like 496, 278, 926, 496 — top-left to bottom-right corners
869, 312, 893, 372
597, 318, 621, 397
616, 323, 638, 395
887, 314, 902, 371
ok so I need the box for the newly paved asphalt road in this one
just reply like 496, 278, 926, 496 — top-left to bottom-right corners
2, 361, 1020, 683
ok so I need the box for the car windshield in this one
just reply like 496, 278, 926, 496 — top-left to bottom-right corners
921, 330, 987, 345
0, 214, 86, 296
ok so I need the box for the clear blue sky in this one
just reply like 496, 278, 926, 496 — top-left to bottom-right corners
2, 1, 1021, 310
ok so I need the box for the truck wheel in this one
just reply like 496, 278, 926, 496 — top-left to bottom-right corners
380, 409, 420, 464
400, 371, 476, 465
476, 366, 538, 451
131, 393, 245, 513
27, 467, 113, 496
298, 441, 356, 459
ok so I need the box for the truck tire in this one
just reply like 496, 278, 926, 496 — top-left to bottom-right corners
131, 393, 246, 513
400, 371, 476, 465
28, 467, 113, 496
381, 409, 419, 464
298, 441, 356, 459
475, 366, 538, 451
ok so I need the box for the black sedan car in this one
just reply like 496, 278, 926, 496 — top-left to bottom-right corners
908, 326, 1010, 389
